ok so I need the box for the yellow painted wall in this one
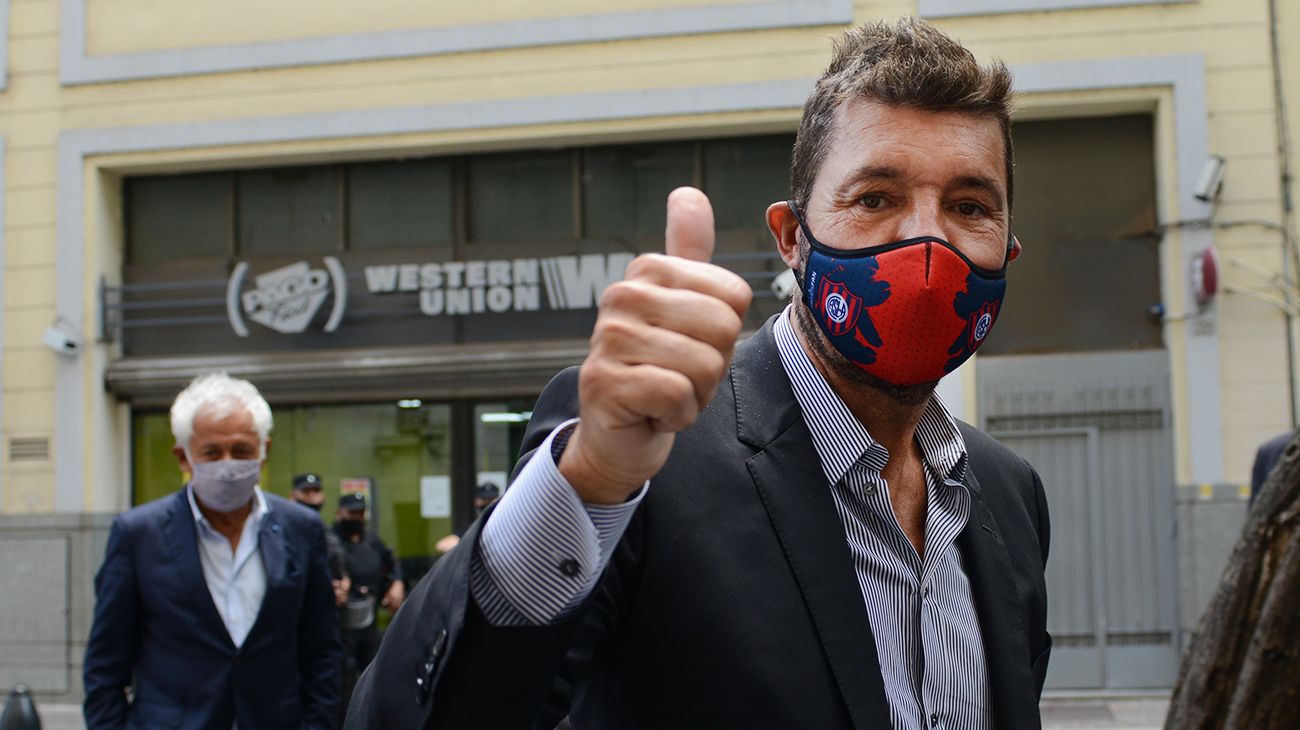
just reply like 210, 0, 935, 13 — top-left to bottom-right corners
1, 0, 1295, 512
3, 0, 59, 512
85, 0, 727, 55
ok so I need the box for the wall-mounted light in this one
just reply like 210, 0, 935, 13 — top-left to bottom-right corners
397, 399, 422, 409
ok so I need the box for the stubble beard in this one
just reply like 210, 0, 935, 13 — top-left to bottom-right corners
791, 275, 938, 408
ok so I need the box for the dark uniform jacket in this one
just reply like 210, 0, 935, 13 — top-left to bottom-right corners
336, 529, 402, 601
347, 317, 1052, 729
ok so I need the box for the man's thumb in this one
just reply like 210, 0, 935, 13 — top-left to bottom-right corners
664, 187, 715, 263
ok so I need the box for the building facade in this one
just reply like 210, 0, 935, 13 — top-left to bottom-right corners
0, 0, 1295, 702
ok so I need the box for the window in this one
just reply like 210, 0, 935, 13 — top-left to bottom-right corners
133, 398, 534, 588
348, 160, 454, 250
703, 136, 793, 231
127, 173, 231, 264
238, 167, 341, 256
583, 142, 694, 240
126, 133, 797, 262
468, 151, 574, 243
983, 114, 1161, 355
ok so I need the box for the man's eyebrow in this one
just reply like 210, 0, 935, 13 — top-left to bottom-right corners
833, 165, 901, 196
952, 175, 1006, 202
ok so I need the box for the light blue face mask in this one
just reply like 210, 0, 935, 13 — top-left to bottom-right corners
186, 450, 261, 512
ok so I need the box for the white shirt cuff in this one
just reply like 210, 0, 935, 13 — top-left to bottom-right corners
471, 419, 646, 626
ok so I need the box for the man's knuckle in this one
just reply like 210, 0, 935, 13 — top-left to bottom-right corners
624, 254, 662, 281
599, 281, 639, 310
595, 316, 638, 346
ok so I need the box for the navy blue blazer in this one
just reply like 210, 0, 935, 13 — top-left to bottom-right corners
83, 488, 342, 730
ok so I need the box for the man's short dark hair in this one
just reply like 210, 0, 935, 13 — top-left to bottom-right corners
790, 17, 1015, 213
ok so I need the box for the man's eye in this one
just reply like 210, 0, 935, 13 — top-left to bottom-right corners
956, 202, 987, 217
860, 195, 885, 209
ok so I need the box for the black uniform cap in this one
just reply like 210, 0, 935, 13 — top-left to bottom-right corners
339, 492, 366, 511
292, 473, 323, 491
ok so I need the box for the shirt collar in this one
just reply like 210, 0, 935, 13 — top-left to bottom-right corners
773, 305, 968, 487
187, 483, 269, 535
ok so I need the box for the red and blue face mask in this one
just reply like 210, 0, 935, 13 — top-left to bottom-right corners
790, 200, 1011, 387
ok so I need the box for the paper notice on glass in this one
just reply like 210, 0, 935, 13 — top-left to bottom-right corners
420, 475, 451, 518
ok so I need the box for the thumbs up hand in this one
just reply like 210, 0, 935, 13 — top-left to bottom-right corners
558, 187, 753, 505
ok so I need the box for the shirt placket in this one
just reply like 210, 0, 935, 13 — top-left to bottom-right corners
847, 455, 932, 729
229, 520, 260, 644
918, 476, 973, 730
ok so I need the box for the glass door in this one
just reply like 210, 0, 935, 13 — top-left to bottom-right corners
472, 399, 534, 512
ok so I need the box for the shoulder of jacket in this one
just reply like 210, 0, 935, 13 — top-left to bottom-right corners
118, 488, 185, 527
957, 421, 1039, 484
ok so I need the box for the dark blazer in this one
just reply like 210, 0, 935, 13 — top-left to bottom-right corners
83, 489, 342, 730
348, 317, 1051, 729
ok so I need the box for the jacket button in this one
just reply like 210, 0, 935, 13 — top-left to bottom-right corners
415, 629, 449, 704
558, 558, 580, 578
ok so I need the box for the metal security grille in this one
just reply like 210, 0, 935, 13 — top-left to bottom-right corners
9, 437, 51, 462
980, 350, 1179, 690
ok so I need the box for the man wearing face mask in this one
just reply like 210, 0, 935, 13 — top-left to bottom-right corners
351, 18, 1049, 730
293, 473, 353, 608
83, 373, 341, 730
333, 493, 403, 723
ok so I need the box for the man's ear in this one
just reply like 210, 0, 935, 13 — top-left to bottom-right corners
1008, 234, 1022, 263
767, 201, 802, 271
172, 444, 193, 476
262, 437, 272, 461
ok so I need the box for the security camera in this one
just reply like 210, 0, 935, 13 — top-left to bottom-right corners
1194, 155, 1225, 203
771, 269, 798, 300
42, 324, 81, 356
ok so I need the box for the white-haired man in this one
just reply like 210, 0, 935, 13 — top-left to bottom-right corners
83, 373, 342, 730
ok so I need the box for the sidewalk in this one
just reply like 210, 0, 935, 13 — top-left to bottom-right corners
1040, 694, 1170, 730
25, 696, 1172, 729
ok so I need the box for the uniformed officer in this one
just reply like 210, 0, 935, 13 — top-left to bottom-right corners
333, 493, 403, 721
292, 473, 350, 606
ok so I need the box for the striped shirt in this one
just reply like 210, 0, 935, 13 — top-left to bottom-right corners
472, 422, 644, 626
472, 306, 989, 729
773, 309, 990, 730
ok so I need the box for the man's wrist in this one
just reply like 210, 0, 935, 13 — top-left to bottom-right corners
557, 425, 644, 505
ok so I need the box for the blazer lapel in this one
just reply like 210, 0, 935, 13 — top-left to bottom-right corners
957, 470, 1038, 729
734, 319, 891, 730
162, 488, 234, 648
246, 502, 292, 644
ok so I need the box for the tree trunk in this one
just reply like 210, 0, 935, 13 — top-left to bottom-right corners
1166, 432, 1300, 729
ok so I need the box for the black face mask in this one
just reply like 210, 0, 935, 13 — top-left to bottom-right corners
294, 497, 323, 512
336, 519, 365, 537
